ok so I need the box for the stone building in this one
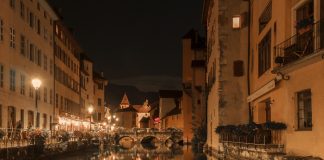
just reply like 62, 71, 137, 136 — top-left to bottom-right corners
182, 29, 207, 143
115, 93, 151, 129
115, 93, 136, 129
203, 0, 250, 154
0, 0, 58, 129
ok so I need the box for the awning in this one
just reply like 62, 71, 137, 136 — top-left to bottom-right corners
247, 80, 276, 102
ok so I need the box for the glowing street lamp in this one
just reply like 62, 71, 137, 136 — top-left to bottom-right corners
88, 105, 94, 131
32, 78, 41, 128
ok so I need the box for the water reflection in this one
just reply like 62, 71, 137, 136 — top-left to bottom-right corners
49, 145, 210, 160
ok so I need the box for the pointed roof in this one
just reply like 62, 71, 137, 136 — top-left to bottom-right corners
120, 93, 130, 106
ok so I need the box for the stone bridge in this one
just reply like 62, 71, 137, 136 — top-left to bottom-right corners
115, 129, 183, 148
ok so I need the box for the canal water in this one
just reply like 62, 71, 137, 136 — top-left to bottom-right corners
45, 145, 213, 160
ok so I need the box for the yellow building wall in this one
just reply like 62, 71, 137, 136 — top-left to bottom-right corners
0, 0, 57, 129
250, 0, 324, 158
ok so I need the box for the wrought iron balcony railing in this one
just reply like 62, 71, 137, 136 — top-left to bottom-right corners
275, 20, 324, 66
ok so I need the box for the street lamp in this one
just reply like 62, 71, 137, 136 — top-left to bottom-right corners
88, 105, 94, 131
32, 78, 41, 128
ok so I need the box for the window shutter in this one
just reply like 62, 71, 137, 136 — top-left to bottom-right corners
233, 60, 244, 77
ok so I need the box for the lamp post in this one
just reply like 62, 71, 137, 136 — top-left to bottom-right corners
88, 105, 94, 131
32, 78, 41, 128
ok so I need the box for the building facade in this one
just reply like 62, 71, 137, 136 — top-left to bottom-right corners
0, 0, 58, 129
53, 20, 82, 130
159, 90, 184, 132
80, 53, 95, 122
203, 0, 250, 153
115, 93, 136, 129
248, 0, 324, 157
181, 29, 207, 143
203, 0, 324, 158
93, 71, 108, 122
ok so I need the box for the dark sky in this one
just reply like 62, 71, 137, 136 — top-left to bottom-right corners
49, 0, 203, 92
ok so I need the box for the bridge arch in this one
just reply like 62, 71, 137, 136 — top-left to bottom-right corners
118, 136, 135, 149
140, 135, 159, 149
164, 137, 176, 148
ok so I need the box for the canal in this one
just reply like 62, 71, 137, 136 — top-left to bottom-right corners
43, 145, 211, 160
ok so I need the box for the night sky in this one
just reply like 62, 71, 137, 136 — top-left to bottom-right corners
49, 0, 203, 92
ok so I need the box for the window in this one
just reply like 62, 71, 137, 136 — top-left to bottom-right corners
29, 43, 34, 62
20, 74, 25, 95
49, 89, 53, 104
20, 1, 25, 18
29, 12, 34, 28
29, 84, 34, 98
8, 106, 16, 128
43, 55, 47, 71
50, 59, 53, 74
55, 93, 58, 108
60, 96, 63, 109
43, 27, 47, 40
233, 60, 244, 77
0, 65, 3, 88
20, 35, 25, 55
0, 18, 3, 41
10, 0, 15, 9
27, 110, 34, 128
43, 87, 47, 103
43, 114, 47, 129
37, 19, 41, 34
98, 113, 101, 121
232, 16, 241, 29
37, 2, 40, 10
259, 0, 272, 33
36, 112, 40, 128
98, 98, 102, 106
297, 89, 312, 130
37, 49, 42, 66
265, 99, 271, 122
10, 69, 16, 91
10, 28, 16, 48
258, 30, 271, 76
20, 109, 24, 128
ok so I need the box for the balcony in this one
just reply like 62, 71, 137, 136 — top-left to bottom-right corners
275, 20, 324, 67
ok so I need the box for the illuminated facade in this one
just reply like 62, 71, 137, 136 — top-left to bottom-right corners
0, 0, 58, 129
93, 71, 108, 122
53, 20, 82, 130
248, 0, 324, 157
